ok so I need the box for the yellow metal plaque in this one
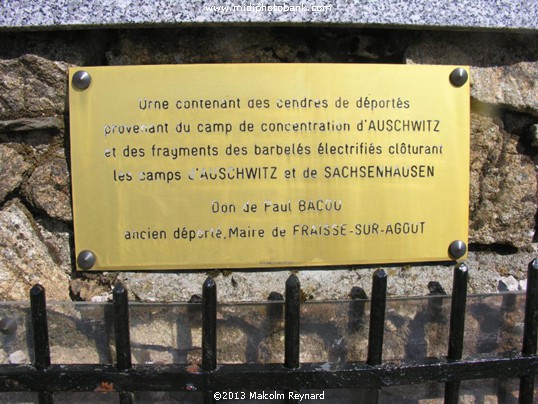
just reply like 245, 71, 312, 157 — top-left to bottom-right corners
69, 64, 469, 270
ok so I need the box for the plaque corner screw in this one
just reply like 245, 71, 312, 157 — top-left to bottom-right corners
449, 68, 468, 87
448, 240, 467, 260
72, 70, 91, 90
77, 249, 96, 270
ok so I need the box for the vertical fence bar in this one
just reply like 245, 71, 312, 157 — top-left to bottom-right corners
285, 274, 301, 369
202, 277, 217, 371
364, 269, 387, 404
113, 284, 133, 404
114, 284, 132, 369
202, 277, 217, 404
444, 263, 469, 404
367, 270, 388, 367
30, 284, 51, 370
519, 259, 538, 404
30, 285, 53, 404
284, 275, 301, 404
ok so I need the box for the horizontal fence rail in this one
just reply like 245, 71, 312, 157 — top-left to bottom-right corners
0, 260, 537, 403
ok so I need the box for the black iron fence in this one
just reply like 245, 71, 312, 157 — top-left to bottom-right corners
0, 260, 537, 403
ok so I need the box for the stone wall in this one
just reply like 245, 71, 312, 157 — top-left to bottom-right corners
0, 27, 536, 302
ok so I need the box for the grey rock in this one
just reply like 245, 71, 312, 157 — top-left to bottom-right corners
0, 144, 31, 203
469, 114, 536, 248
0, 200, 70, 301
69, 279, 110, 302
471, 63, 538, 115
0, 54, 69, 120
8, 350, 27, 364
34, 216, 73, 275
466, 251, 537, 294
405, 33, 538, 115
0, 116, 64, 133
23, 154, 72, 222
497, 275, 519, 292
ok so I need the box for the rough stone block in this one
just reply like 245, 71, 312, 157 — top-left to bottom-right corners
0, 200, 70, 301
405, 33, 538, 115
0, 144, 31, 203
469, 114, 536, 248
0, 55, 68, 120
23, 155, 72, 222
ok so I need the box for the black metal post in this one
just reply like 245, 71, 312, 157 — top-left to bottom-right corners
202, 277, 217, 371
113, 284, 132, 369
445, 263, 469, 404
284, 275, 301, 404
519, 259, 538, 404
367, 270, 387, 366
113, 284, 133, 404
285, 274, 300, 369
30, 285, 53, 404
365, 269, 387, 404
30, 284, 51, 370
202, 277, 217, 404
